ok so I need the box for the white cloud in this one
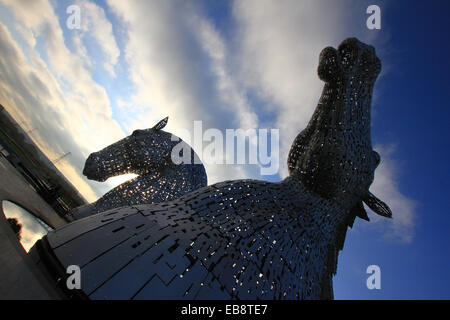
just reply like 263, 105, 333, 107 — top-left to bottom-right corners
0, 21, 102, 202
369, 145, 416, 243
106, 0, 262, 184
189, 14, 258, 130
232, 0, 352, 177
75, 0, 121, 77
0, 0, 125, 202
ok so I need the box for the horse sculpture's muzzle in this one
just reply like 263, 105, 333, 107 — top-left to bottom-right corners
83, 153, 107, 182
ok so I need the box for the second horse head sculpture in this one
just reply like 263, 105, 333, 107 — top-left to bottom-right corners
71, 117, 207, 219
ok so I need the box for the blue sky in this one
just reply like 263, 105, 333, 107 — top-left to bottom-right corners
0, 0, 448, 299
334, 1, 450, 299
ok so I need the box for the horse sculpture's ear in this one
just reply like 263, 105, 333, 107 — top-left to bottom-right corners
362, 192, 393, 218
153, 117, 169, 130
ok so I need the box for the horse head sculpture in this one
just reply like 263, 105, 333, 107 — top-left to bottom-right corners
32, 38, 392, 300
83, 117, 172, 181
71, 117, 207, 219
288, 37, 391, 223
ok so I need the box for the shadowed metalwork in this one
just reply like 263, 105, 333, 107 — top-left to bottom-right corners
70, 117, 207, 219
32, 38, 392, 300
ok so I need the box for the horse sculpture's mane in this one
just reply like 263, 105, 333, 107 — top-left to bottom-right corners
70, 117, 207, 219
31, 38, 392, 300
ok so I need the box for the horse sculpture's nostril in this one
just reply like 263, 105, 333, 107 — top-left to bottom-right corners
82, 165, 92, 178
83, 155, 98, 179
318, 47, 340, 83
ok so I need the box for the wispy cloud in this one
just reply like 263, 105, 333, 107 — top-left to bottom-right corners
370, 144, 416, 243
0, 0, 124, 202
190, 14, 258, 130
106, 0, 262, 183
74, 0, 121, 77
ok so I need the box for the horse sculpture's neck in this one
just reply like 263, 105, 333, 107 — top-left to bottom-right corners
91, 162, 204, 212
47, 175, 348, 299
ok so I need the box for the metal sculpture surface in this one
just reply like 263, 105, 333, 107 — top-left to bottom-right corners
31, 38, 392, 300
70, 117, 207, 219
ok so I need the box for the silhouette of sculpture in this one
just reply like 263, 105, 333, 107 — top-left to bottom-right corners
31, 38, 392, 300
70, 117, 207, 219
